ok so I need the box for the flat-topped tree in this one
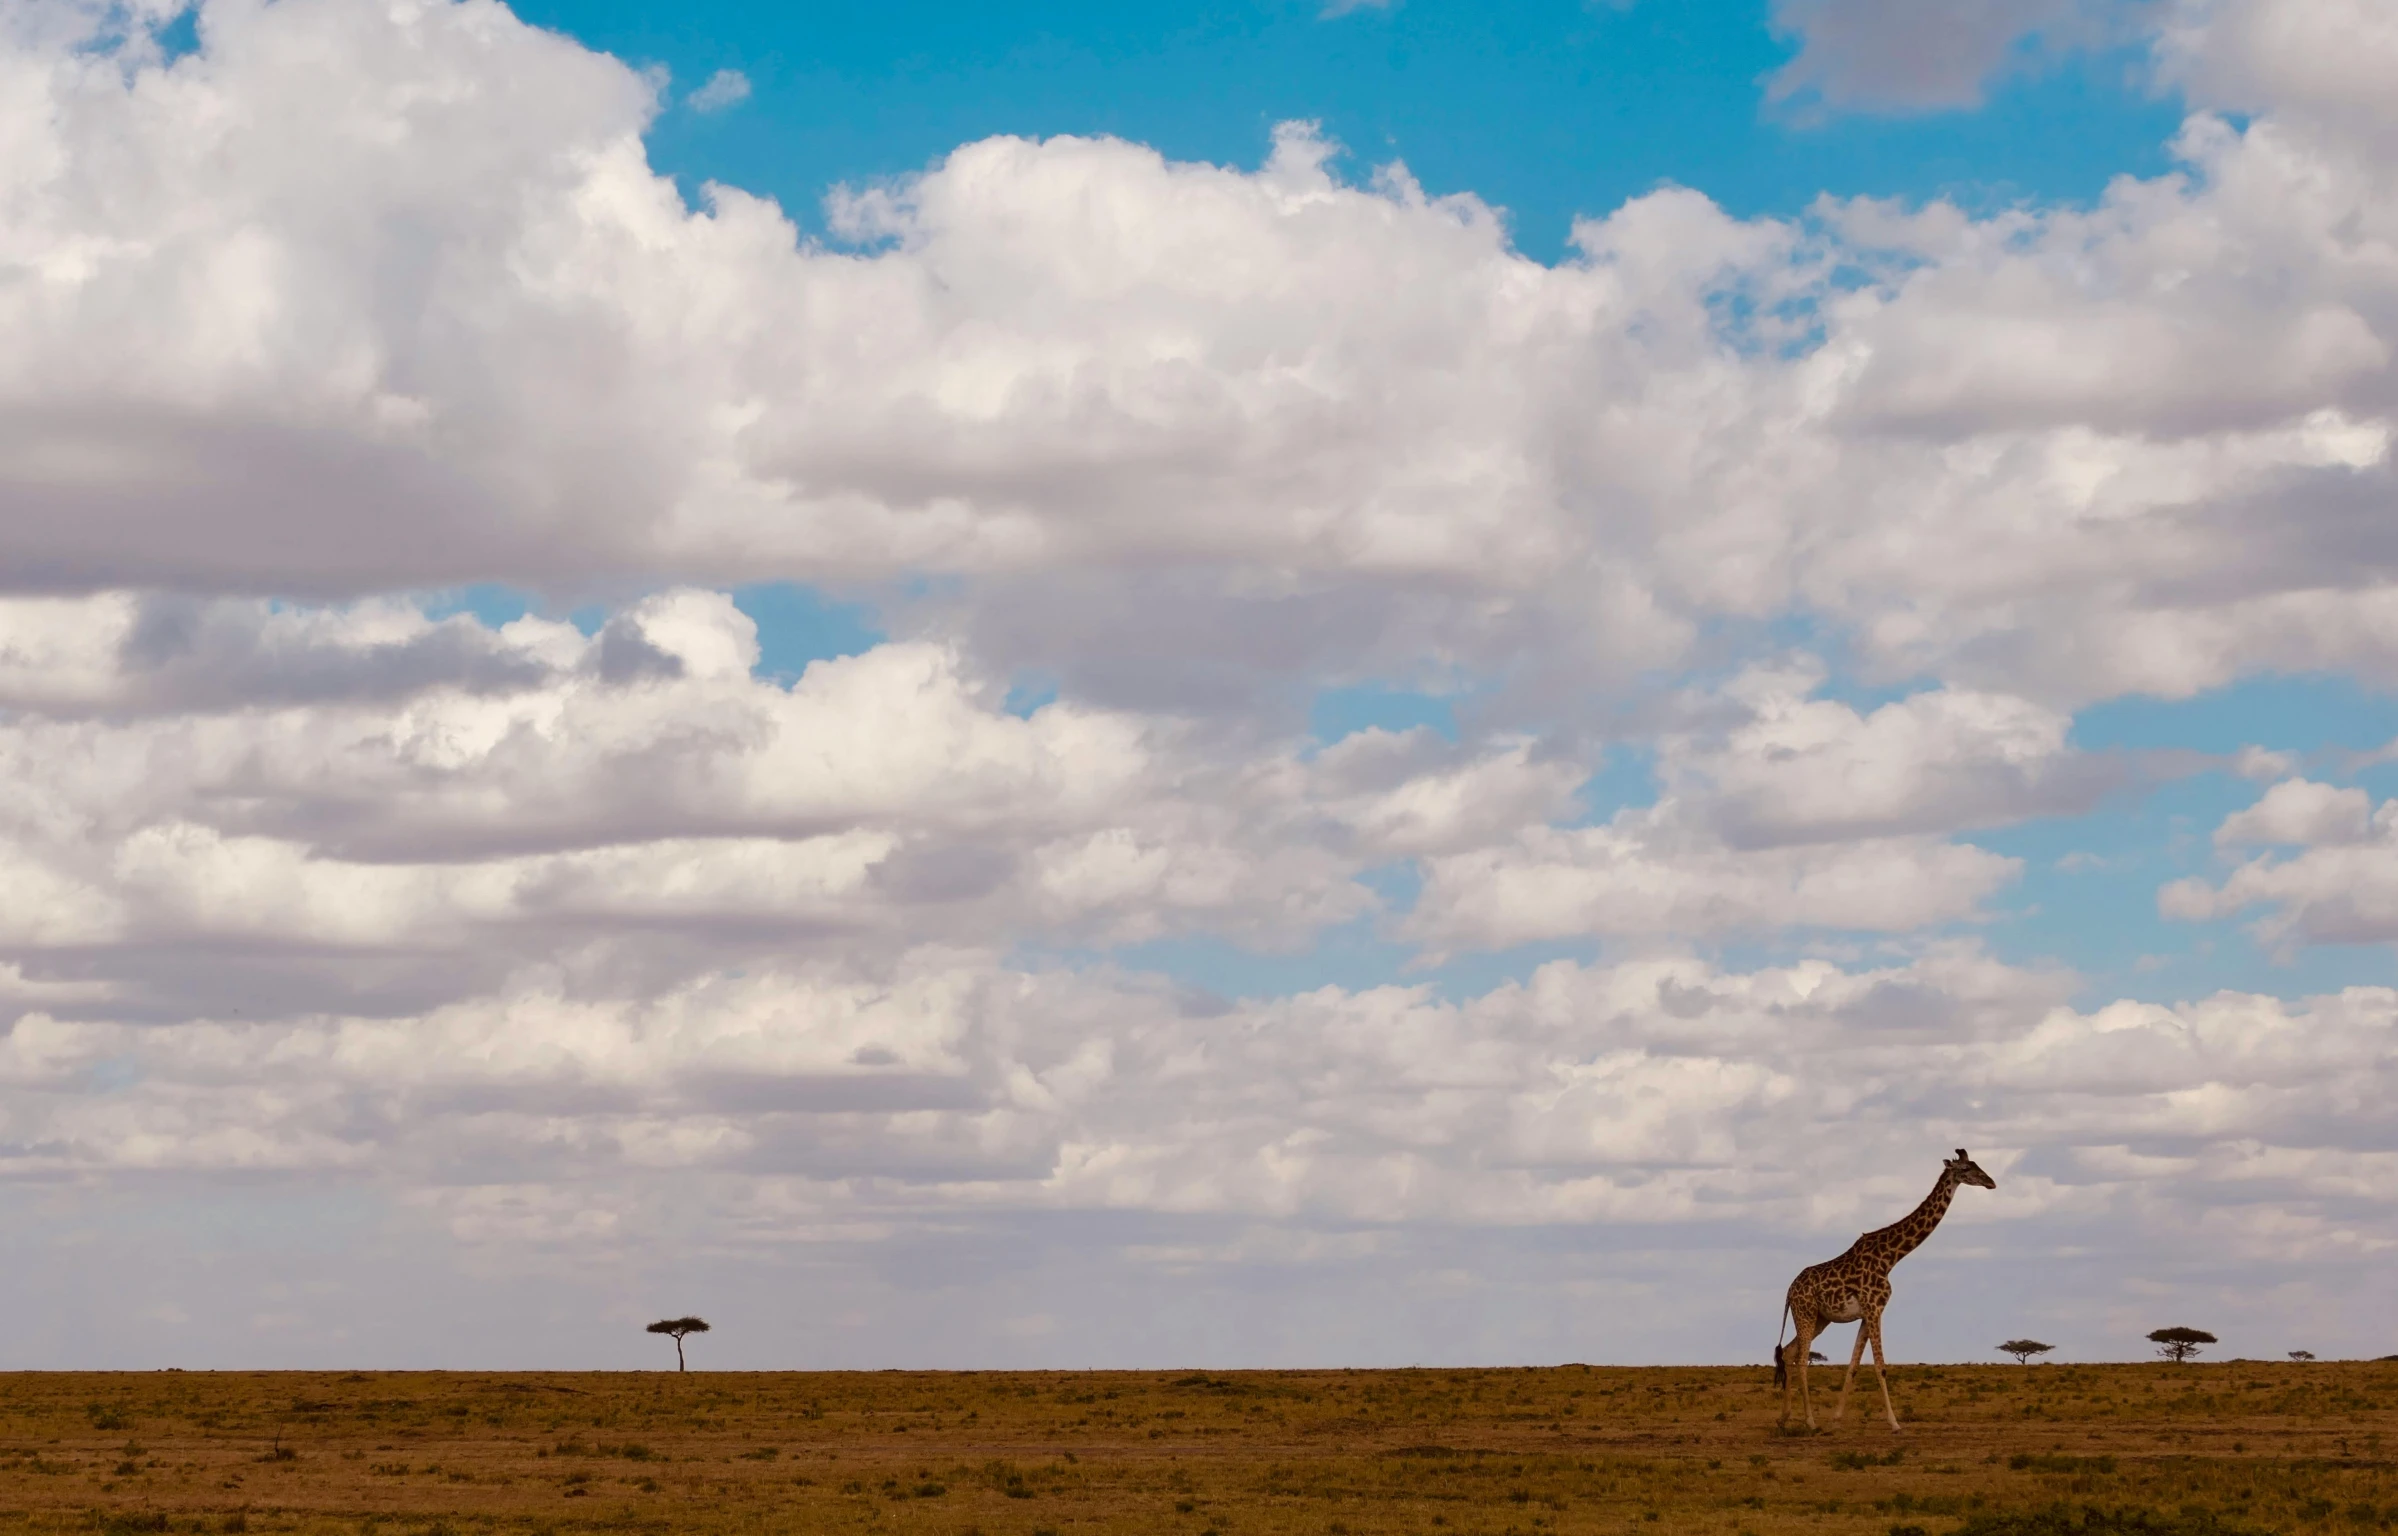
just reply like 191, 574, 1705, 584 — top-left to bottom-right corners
1999, 1339, 2054, 1364
2148, 1326, 2215, 1363
2289, 1350, 2317, 1362
647, 1316, 711, 1371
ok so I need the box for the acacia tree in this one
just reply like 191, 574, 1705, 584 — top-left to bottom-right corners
1998, 1339, 2055, 1364
2289, 1350, 2317, 1362
646, 1316, 711, 1371
2148, 1326, 2216, 1363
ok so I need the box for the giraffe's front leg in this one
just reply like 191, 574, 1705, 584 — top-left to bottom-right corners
1833, 1323, 1867, 1423
1866, 1316, 1900, 1431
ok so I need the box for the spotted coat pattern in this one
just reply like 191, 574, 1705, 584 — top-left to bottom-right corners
1774, 1150, 1998, 1431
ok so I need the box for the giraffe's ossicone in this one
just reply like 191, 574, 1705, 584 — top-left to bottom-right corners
1772, 1149, 1998, 1432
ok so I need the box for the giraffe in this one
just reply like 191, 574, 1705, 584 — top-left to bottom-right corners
1773, 1149, 1997, 1432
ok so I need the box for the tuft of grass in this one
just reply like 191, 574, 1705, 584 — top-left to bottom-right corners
1953, 1506, 2266, 1534
2011, 1452, 2120, 1474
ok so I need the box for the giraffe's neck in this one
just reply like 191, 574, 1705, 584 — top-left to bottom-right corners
1856, 1169, 1960, 1271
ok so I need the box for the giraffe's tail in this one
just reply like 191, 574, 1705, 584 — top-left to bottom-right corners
1772, 1300, 1792, 1389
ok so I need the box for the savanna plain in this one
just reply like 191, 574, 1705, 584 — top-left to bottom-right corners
10, 1361, 2395, 1536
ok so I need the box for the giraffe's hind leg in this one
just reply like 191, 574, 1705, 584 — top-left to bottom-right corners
1778, 1316, 1811, 1429
1867, 1316, 1900, 1431
1795, 1319, 1821, 1430
1833, 1323, 1867, 1423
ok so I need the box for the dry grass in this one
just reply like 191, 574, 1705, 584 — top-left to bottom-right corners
5, 1360, 2393, 1535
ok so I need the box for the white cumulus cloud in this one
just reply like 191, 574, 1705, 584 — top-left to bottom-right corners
686, 66, 749, 112
0, 0, 2393, 1365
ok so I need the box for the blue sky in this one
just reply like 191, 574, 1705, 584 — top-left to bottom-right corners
1, 0, 2393, 1369
525, 0, 2186, 254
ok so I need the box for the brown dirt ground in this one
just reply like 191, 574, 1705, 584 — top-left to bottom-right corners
3, 1360, 2392, 1535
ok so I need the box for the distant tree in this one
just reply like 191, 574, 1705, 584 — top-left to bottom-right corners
1808, 1350, 1826, 1364
2148, 1327, 2216, 1364
646, 1316, 711, 1371
2288, 1350, 2317, 1362
1998, 1339, 2055, 1364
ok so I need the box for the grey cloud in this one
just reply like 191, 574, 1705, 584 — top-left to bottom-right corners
682, 1071, 987, 1117
869, 841, 1020, 904
2162, 798, 2398, 947
1767, 0, 2152, 112
108, 595, 554, 711
6, 2, 2398, 720
0, 410, 568, 598
591, 616, 687, 683
1, 947, 2386, 1329
934, 570, 1417, 721
1654, 674, 2134, 850
1873, 461, 2398, 696
2158, 0, 2398, 145
0, 595, 1621, 1022
1403, 813, 2020, 956
2137, 462, 2398, 606
1709, 754, 2127, 847
13, 941, 518, 1027
936, 562, 1689, 732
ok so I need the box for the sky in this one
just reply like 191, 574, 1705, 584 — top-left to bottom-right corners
0, 0, 2393, 1370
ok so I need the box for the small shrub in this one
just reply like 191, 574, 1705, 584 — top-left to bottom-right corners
1954, 1507, 2263, 1534
2010, 1454, 2118, 1475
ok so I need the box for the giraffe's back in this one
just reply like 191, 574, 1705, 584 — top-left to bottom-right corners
1787, 1253, 1886, 1325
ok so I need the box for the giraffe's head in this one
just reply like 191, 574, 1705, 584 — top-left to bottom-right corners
1944, 1148, 1997, 1190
